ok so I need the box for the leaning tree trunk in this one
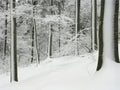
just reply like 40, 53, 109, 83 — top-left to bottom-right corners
10, 0, 18, 82
97, 0, 119, 71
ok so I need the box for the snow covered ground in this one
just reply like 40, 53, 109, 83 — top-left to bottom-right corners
0, 50, 120, 90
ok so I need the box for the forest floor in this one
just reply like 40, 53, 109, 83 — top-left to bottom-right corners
0, 47, 120, 90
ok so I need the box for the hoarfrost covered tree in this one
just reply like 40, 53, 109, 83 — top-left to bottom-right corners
10, 0, 18, 82
0, 0, 95, 74
97, 0, 119, 71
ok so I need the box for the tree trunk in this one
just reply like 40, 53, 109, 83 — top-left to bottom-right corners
91, 0, 94, 51
3, 0, 8, 59
97, 0, 104, 71
31, 21, 34, 63
97, 0, 119, 71
75, 0, 80, 56
10, 0, 18, 82
58, 2, 61, 56
91, 0, 97, 51
31, 0, 40, 64
34, 19, 40, 64
48, 0, 53, 58
94, 0, 97, 50
113, 0, 119, 63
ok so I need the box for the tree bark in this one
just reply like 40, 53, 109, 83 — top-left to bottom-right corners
94, 0, 97, 50
114, 0, 119, 62
75, 0, 80, 56
97, 0, 104, 71
10, 0, 18, 82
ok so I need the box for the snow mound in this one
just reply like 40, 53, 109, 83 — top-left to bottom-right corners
90, 58, 120, 90
0, 53, 120, 90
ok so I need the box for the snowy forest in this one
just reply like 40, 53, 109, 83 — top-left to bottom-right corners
0, 0, 120, 90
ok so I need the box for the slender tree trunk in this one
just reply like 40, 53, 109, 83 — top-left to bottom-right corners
48, 0, 53, 58
31, 0, 40, 64
34, 19, 40, 64
91, 0, 97, 51
3, 0, 8, 59
31, 0, 35, 63
31, 0, 37, 63
97, 0, 119, 71
91, 0, 98, 51
97, 0, 104, 71
94, 0, 97, 50
58, 2, 61, 56
10, 0, 18, 82
91, 0, 94, 51
75, 0, 80, 56
31, 21, 34, 63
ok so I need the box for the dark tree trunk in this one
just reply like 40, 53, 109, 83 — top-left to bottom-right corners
48, 0, 54, 58
114, 0, 119, 62
94, 0, 97, 50
10, 0, 18, 82
31, 22, 34, 63
96, 0, 104, 71
77, 0, 80, 33
97, 0, 119, 71
75, 0, 81, 55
